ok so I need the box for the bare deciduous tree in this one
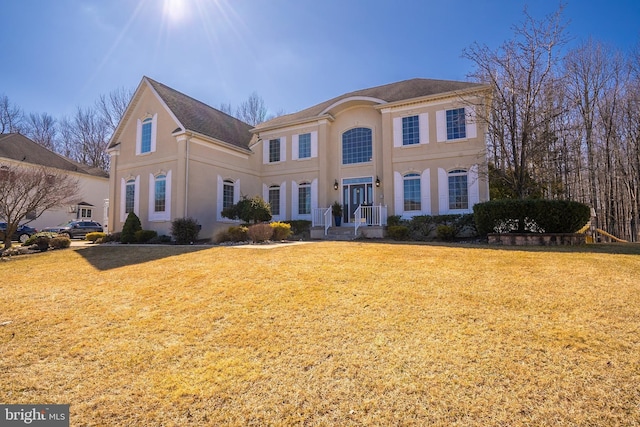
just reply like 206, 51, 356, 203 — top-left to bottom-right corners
96, 87, 133, 135
0, 163, 79, 249
0, 94, 24, 134
24, 112, 57, 151
59, 106, 110, 171
236, 92, 267, 126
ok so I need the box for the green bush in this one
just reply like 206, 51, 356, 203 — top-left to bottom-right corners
49, 236, 71, 249
221, 195, 272, 224
270, 222, 292, 241
407, 215, 436, 240
102, 232, 121, 243
387, 225, 410, 241
171, 217, 200, 245
436, 225, 456, 241
135, 229, 158, 243
386, 215, 402, 227
85, 232, 106, 243
216, 226, 248, 243
247, 223, 273, 243
473, 199, 590, 236
23, 232, 57, 246
34, 235, 50, 252
121, 212, 142, 244
283, 220, 311, 236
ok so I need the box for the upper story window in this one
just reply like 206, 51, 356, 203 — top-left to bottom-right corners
446, 108, 466, 140
402, 116, 420, 146
342, 127, 372, 165
136, 114, 157, 155
223, 179, 235, 209
403, 173, 421, 211
269, 138, 281, 163
298, 133, 311, 159
448, 169, 468, 210
269, 185, 280, 216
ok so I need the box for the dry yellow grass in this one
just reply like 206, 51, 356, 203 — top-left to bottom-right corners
1, 242, 639, 426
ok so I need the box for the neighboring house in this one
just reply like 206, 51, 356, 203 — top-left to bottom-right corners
0, 133, 109, 231
107, 76, 490, 239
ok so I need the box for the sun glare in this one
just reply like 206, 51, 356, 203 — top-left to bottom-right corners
163, 0, 191, 25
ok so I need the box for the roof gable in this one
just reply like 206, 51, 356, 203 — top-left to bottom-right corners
108, 77, 253, 151
0, 133, 108, 177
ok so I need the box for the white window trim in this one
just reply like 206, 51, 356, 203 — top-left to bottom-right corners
263, 181, 287, 221
291, 179, 317, 220
394, 114, 429, 147
394, 169, 431, 218
120, 175, 140, 222
136, 113, 158, 155
148, 170, 172, 222
436, 108, 476, 142
292, 131, 317, 160
217, 176, 241, 222
264, 137, 287, 163
438, 167, 477, 214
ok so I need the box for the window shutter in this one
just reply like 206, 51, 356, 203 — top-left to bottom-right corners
280, 136, 286, 162
394, 171, 403, 217
120, 178, 126, 222
216, 176, 223, 220
234, 179, 240, 204
280, 181, 287, 219
468, 164, 479, 210
419, 113, 429, 144
466, 107, 477, 139
164, 170, 172, 221
438, 168, 448, 214
292, 134, 299, 160
310, 131, 318, 158
263, 139, 269, 164
311, 179, 318, 212
393, 117, 402, 147
291, 181, 299, 220
436, 110, 446, 142
134, 175, 140, 216
421, 168, 431, 215
148, 173, 155, 220
151, 113, 158, 152
135, 119, 142, 155
263, 184, 269, 202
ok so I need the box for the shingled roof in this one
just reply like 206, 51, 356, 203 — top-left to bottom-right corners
255, 78, 487, 130
145, 77, 253, 150
0, 133, 108, 178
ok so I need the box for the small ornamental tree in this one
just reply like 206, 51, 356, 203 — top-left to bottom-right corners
121, 211, 142, 244
221, 195, 272, 224
171, 217, 200, 245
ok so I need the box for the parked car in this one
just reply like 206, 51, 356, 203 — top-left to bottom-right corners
0, 222, 38, 243
43, 221, 103, 239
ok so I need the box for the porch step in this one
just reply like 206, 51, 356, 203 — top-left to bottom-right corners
326, 226, 358, 241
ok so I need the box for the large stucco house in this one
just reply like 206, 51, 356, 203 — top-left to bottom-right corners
106, 76, 490, 239
0, 133, 109, 232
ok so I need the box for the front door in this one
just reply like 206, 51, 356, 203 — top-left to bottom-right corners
342, 179, 373, 223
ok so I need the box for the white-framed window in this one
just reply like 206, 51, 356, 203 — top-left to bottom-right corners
269, 138, 281, 163
436, 107, 477, 142
148, 171, 172, 222
342, 127, 372, 164
298, 182, 311, 215
217, 176, 240, 221
403, 173, 421, 211
448, 169, 468, 210
80, 207, 92, 218
268, 185, 280, 216
292, 131, 318, 160
291, 179, 318, 219
120, 176, 140, 222
263, 136, 287, 163
393, 113, 429, 147
136, 113, 157, 155
438, 166, 479, 214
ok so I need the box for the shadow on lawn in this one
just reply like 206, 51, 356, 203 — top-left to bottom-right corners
75, 244, 212, 270
359, 239, 640, 255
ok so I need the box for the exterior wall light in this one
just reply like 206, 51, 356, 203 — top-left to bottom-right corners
375, 176, 380, 187
334, 180, 339, 190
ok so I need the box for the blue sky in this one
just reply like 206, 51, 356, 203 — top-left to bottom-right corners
1, 0, 639, 120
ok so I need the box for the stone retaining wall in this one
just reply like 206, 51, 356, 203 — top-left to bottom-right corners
488, 233, 586, 246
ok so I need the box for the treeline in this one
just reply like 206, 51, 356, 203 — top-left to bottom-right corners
464, 5, 640, 241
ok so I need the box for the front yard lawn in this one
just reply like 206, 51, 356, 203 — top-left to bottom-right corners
1, 242, 639, 425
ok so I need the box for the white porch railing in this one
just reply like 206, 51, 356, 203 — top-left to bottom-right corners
312, 207, 332, 235
354, 205, 387, 236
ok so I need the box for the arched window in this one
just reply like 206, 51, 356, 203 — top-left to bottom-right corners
448, 169, 468, 210
298, 182, 311, 215
154, 174, 166, 212
403, 173, 421, 211
125, 179, 136, 213
342, 127, 372, 164
141, 118, 153, 153
223, 180, 235, 209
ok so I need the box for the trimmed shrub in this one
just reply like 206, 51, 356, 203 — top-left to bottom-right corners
387, 225, 410, 241
85, 232, 106, 243
407, 215, 437, 241
247, 223, 273, 243
216, 226, 248, 243
171, 217, 200, 245
283, 220, 311, 236
102, 232, 121, 243
474, 199, 590, 236
270, 222, 292, 241
135, 229, 158, 243
23, 232, 57, 246
121, 212, 142, 244
436, 225, 456, 241
49, 236, 71, 249
386, 215, 402, 227
221, 195, 272, 224
34, 236, 50, 252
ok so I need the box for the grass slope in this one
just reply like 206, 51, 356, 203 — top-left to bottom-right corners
1, 242, 639, 426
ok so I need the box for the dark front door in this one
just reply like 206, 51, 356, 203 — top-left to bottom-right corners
343, 182, 372, 223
